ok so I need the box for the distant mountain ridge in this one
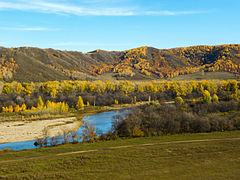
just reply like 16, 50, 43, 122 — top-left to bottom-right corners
0, 44, 240, 82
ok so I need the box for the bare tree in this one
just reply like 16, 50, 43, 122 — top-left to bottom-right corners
34, 127, 50, 147
70, 130, 79, 144
62, 128, 71, 144
49, 134, 60, 146
81, 120, 96, 142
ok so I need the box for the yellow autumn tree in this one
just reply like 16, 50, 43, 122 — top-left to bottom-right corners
45, 100, 51, 109
59, 102, 69, 113
8, 105, 13, 113
14, 105, 21, 112
2, 107, 8, 113
37, 96, 44, 109
76, 96, 85, 109
134, 96, 137, 104
22, 83, 32, 96
21, 104, 27, 111
15, 83, 22, 94
2, 83, 13, 95
86, 101, 90, 106
202, 90, 212, 104
175, 96, 184, 106
212, 94, 219, 103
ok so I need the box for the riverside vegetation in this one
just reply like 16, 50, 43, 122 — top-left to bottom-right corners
0, 79, 238, 146
0, 79, 238, 120
0, 79, 239, 111
0, 79, 240, 179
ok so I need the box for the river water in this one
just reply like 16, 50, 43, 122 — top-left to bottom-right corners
0, 108, 130, 151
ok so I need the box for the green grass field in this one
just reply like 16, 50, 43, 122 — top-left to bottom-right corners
171, 71, 239, 81
99, 71, 240, 82
0, 131, 240, 179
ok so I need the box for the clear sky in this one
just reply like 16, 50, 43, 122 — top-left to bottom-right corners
0, 0, 239, 52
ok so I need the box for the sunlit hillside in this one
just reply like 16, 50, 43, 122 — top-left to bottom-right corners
1, 44, 240, 82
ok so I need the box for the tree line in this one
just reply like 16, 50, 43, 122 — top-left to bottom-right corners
0, 80, 239, 113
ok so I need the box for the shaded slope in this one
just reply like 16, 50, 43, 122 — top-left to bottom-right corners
12, 50, 69, 82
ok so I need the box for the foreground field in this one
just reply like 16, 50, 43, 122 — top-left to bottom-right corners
0, 131, 240, 179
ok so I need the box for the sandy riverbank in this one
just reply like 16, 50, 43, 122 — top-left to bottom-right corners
0, 103, 146, 144
0, 117, 81, 144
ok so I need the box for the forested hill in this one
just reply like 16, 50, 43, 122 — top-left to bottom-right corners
0, 44, 240, 82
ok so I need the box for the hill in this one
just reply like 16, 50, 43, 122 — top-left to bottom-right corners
0, 44, 240, 82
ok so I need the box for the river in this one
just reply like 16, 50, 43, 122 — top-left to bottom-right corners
0, 108, 130, 151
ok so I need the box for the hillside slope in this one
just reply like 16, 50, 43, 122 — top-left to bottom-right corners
0, 44, 240, 82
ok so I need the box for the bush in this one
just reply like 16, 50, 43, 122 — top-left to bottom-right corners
113, 102, 240, 137
202, 90, 212, 104
175, 96, 184, 106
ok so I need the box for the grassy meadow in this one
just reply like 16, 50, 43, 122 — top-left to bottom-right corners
0, 131, 240, 179
171, 71, 240, 81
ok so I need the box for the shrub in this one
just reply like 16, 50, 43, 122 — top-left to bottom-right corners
113, 103, 240, 137
212, 94, 219, 103
175, 96, 184, 106
202, 90, 212, 104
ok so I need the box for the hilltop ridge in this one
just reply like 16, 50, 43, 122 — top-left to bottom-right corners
0, 44, 240, 82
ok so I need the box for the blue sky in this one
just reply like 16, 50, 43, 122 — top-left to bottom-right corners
0, 0, 239, 52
